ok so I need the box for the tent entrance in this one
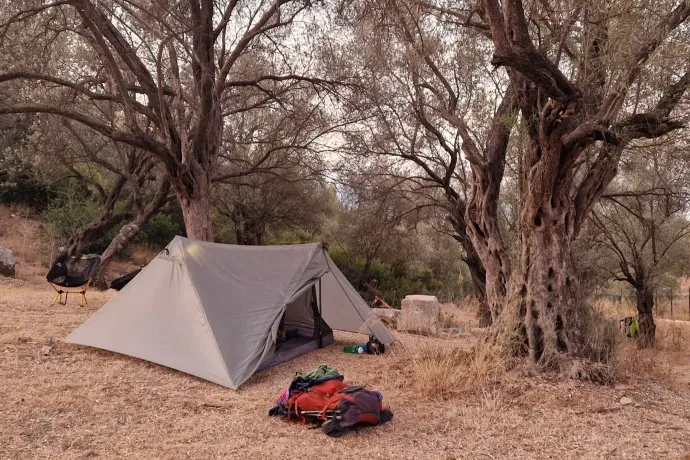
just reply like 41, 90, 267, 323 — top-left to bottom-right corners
257, 282, 333, 372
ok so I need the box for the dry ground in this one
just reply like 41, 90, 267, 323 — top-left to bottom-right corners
2, 281, 690, 460
2, 205, 690, 459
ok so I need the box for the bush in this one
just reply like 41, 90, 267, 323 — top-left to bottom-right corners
0, 170, 54, 211
328, 244, 457, 307
42, 179, 100, 240
135, 212, 185, 248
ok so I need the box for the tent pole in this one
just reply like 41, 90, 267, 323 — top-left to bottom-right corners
318, 277, 323, 348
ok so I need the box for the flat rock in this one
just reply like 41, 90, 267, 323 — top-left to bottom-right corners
620, 396, 634, 406
0, 248, 16, 277
372, 308, 401, 328
398, 294, 440, 336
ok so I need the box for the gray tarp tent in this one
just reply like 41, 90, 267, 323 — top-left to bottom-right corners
66, 236, 394, 389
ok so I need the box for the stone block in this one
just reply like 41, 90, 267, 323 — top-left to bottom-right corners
399, 294, 440, 335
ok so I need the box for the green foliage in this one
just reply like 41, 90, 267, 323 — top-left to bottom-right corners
135, 212, 185, 248
267, 228, 321, 245
212, 212, 236, 244
0, 116, 54, 211
0, 170, 54, 211
328, 243, 463, 308
41, 179, 100, 240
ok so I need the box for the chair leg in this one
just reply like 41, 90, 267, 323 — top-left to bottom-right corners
53, 292, 61, 305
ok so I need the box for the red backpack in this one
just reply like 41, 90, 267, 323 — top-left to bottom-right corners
285, 382, 389, 435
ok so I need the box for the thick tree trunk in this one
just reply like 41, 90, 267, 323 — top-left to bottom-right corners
468, 227, 510, 324
63, 212, 130, 258
511, 208, 581, 364
463, 85, 517, 324
91, 221, 144, 290
464, 244, 491, 327
504, 99, 596, 368
178, 173, 214, 242
636, 286, 655, 347
452, 218, 492, 327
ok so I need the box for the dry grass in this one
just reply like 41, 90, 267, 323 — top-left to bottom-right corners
596, 296, 690, 322
439, 302, 476, 331
396, 339, 507, 400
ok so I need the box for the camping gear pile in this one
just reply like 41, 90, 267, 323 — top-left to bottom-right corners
269, 365, 393, 437
343, 334, 386, 354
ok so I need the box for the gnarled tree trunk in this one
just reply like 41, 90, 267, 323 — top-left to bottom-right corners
175, 168, 214, 242
452, 214, 492, 327
62, 176, 132, 258
463, 85, 517, 324
91, 180, 170, 289
512, 196, 581, 364
636, 284, 656, 347
456, 233, 491, 327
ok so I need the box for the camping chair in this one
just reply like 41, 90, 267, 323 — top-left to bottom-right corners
47, 254, 101, 306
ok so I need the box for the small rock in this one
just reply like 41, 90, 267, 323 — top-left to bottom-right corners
634, 403, 641, 408
614, 384, 633, 391
10, 213, 16, 218
40, 345, 53, 356
619, 396, 634, 406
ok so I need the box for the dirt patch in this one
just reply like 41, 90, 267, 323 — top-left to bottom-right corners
1, 285, 690, 459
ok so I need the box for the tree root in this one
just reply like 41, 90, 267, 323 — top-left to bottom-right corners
565, 359, 613, 385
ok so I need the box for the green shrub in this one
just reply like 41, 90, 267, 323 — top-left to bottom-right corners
328, 244, 458, 307
0, 170, 54, 211
42, 179, 100, 240
135, 212, 185, 248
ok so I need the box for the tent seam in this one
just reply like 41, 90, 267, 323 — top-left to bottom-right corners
178, 239, 234, 386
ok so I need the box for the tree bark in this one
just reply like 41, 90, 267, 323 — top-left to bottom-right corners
636, 285, 656, 347
461, 237, 491, 327
452, 215, 492, 326
177, 171, 214, 242
511, 202, 581, 364
62, 176, 131, 258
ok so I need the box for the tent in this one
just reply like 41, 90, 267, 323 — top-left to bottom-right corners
66, 236, 394, 389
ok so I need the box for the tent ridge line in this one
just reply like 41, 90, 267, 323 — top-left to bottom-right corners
178, 238, 234, 386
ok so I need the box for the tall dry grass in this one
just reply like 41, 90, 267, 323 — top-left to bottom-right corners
390, 338, 507, 400
380, 301, 509, 401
